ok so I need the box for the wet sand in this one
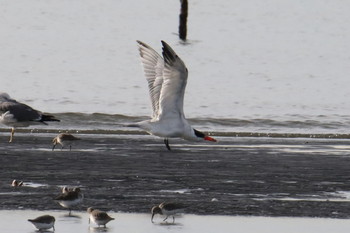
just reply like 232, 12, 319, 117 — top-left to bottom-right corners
1, 210, 350, 233
1, 133, 350, 218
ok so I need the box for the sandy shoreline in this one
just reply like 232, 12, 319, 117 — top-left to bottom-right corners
2, 209, 350, 233
1, 133, 350, 218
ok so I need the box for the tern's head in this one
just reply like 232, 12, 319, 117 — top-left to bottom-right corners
193, 129, 217, 142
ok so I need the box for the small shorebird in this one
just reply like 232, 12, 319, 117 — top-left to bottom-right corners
0, 92, 60, 142
61, 186, 74, 193
11, 179, 23, 187
55, 187, 83, 215
28, 215, 55, 231
136, 41, 217, 150
151, 202, 186, 223
52, 133, 80, 151
87, 207, 115, 228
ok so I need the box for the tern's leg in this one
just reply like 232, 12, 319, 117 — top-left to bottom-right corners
164, 138, 171, 150
69, 145, 72, 151
9, 127, 15, 143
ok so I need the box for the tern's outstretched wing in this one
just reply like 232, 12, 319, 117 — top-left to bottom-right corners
158, 41, 188, 119
137, 41, 188, 120
137, 41, 164, 118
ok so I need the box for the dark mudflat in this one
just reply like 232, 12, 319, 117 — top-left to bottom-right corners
1, 133, 350, 218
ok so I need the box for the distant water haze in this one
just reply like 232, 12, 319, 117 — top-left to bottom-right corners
2, 0, 350, 134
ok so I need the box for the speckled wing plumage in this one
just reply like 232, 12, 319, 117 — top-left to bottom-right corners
94, 211, 111, 220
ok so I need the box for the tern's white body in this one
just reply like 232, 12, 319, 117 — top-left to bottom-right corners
136, 41, 216, 149
138, 117, 195, 140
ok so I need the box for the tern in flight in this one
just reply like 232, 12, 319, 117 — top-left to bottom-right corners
136, 41, 217, 150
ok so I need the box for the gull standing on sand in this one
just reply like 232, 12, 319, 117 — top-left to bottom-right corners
28, 215, 55, 231
151, 202, 186, 223
136, 41, 217, 150
87, 207, 115, 228
52, 133, 80, 151
55, 187, 83, 215
0, 92, 60, 142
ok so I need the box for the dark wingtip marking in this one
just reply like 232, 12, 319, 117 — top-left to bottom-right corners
161, 41, 177, 64
136, 40, 147, 48
137, 40, 155, 59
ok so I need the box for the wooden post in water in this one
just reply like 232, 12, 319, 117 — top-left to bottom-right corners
179, 0, 188, 41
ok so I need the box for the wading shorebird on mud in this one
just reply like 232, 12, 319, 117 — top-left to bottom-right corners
151, 202, 186, 223
135, 41, 217, 150
52, 133, 81, 151
28, 215, 55, 231
55, 187, 83, 215
87, 207, 115, 228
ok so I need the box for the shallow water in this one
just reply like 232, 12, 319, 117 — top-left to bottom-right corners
2, 112, 350, 137
1, 0, 350, 134
1, 210, 349, 233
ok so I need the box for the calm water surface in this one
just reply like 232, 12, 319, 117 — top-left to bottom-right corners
1, 0, 350, 134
